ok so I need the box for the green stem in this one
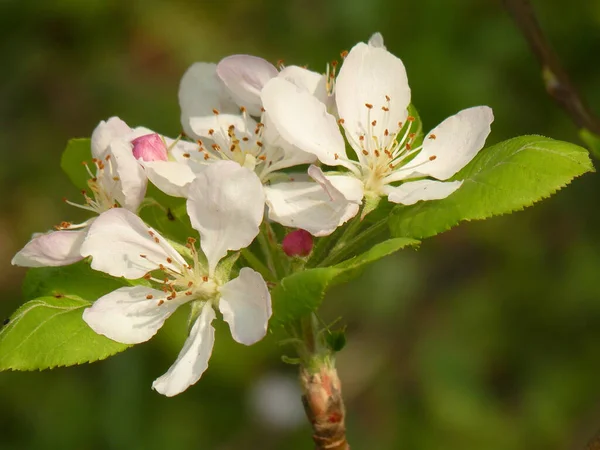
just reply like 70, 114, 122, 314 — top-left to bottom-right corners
318, 219, 387, 267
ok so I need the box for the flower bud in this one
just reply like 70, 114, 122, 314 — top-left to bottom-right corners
282, 229, 313, 257
131, 134, 168, 161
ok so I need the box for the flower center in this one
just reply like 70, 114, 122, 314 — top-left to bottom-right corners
340, 98, 437, 195
62, 155, 123, 219
141, 237, 218, 307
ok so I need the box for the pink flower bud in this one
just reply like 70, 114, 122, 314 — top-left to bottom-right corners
131, 133, 168, 161
282, 229, 313, 257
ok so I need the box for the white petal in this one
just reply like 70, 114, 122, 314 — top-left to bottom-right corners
91, 117, 132, 159
336, 42, 410, 149
11, 228, 88, 267
385, 179, 463, 205
265, 167, 363, 236
308, 165, 364, 203
406, 106, 494, 180
277, 65, 328, 103
83, 286, 183, 345
179, 62, 238, 139
108, 139, 148, 211
80, 208, 186, 279
142, 160, 197, 198
152, 302, 216, 397
186, 161, 264, 274
219, 268, 271, 345
261, 78, 350, 170
368, 32, 386, 49
217, 55, 278, 116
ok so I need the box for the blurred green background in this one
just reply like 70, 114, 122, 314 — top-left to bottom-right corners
1, 0, 600, 449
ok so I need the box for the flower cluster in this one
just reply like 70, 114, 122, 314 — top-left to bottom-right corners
11, 33, 493, 396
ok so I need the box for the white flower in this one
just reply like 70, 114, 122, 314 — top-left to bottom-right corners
80, 161, 271, 397
261, 39, 494, 213
157, 57, 357, 236
12, 117, 149, 267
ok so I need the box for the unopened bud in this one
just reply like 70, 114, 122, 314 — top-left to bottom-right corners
131, 134, 168, 161
282, 229, 313, 257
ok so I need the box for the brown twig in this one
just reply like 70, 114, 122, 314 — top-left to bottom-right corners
298, 315, 350, 450
502, 0, 600, 135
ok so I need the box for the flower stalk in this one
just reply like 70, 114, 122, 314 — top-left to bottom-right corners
298, 314, 350, 450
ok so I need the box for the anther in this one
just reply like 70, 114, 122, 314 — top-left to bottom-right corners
429, 155, 437, 161
405, 143, 412, 150
407, 116, 415, 122
334, 153, 339, 160
408, 133, 416, 139
211, 143, 221, 151
362, 149, 369, 156
428, 134, 437, 140
146, 294, 154, 300
256, 141, 263, 147
371, 120, 377, 126
212, 108, 220, 115
340, 50, 348, 59
240, 106, 247, 113
384, 129, 389, 136
208, 129, 215, 135
183, 153, 190, 158
187, 281, 193, 287
157, 300, 164, 306
338, 118, 345, 125
382, 106, 389, 112
374, 150, 380, 157
365, 103, 373, 109
166, 257, 172, 263
385, 95, 391, 101
154, 237, 160, 243
202, 276, 209, 282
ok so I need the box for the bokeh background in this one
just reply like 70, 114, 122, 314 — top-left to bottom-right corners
1, 0, 600, 449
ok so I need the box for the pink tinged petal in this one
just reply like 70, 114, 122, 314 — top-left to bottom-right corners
152, 302, 216, 397
261, 78, 350, 170
385, 179, 463, 205
107, 139, 148, 212
131, 134, 168, 162
406, 106, 494, 180
142, 160, 197, 198
11, 228, 88, 267
80, 208, 186, 279
368, 32, 386, 49
217, 54, 278, 116
179, 62, 238, 139
219, 268, 271, 345
265, 169, 362, 237
186, 161, 265, 274
282, 229, 313, 257
277, 66, 328, 103
91, 117, 132, 159
82, 286, 182, 345
335, 42, 410, 151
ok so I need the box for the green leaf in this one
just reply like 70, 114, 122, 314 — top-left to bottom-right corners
270, 237, 418, 325
0, 295, 130, 371
580, 128, 600, 160
61, 138, 92, 190
390, 135, 594, 239
23, 260, 128, 301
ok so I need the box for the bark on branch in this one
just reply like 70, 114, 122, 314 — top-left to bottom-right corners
502, 0, 600, 134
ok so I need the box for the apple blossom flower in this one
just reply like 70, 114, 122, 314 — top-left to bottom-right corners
147, 57, 358, 236
12, 117, 148, 268
261, 38, 494, 215
80, 161, 271, 396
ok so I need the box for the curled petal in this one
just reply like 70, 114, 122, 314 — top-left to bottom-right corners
385, 179, 463, 205
187, 161, 264, 274
406, 106, 494, 180
261, 78, 350, 170
142, 160, 198, 198
83, 286, 183, 345
219, 268, 271, 345
336, 42, 410, 153
91, 117, 132, 159
80, 208, 186, 279
265, 168, 362, 236
179, 62, 238, 139
152, 302, 216, 397
11, 228, 88, 267
107, 139, 148, 212
217, 55, 278, 116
